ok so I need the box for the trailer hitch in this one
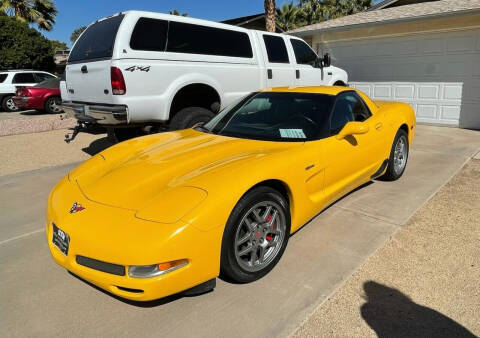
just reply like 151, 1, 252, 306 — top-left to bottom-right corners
64, 122, 87, 143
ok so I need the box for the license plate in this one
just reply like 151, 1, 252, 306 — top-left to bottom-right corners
52, 223, 70, 256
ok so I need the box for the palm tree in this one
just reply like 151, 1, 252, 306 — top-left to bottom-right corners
264, 0, 276, 32
298, 0, 329, 26
169, 9, 187, 16
323, 0, 371, 19
0, 0, 57, 31
276, 2, 303, 31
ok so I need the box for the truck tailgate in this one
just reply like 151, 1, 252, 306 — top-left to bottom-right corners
66, 60, 113, 104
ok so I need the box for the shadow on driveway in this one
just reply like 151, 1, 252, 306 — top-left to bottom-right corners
361, 281, 475, 337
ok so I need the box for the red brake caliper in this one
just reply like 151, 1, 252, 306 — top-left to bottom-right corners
265, 215, 273, 241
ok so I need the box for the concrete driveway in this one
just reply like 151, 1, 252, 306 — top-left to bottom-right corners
1, 125, 480, 337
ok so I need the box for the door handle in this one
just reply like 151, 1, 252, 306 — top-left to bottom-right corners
375, 122, 383, 130
267, 69, 272, 79
81, 65, 88, 74
296, 69, 300, 79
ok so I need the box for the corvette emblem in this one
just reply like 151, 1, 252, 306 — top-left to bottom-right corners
70, 202, 85, 214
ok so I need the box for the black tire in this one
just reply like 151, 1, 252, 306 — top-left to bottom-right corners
220, 186, 291, 283
44, 96, 62, 114
1, 95, 19, 112
382, 129, 409, 181
333, 81, 346, 86
107, 127, 144, 143
169, 107, 214, 131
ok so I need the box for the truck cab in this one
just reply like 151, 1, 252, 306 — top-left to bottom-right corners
61, 11, 348, 142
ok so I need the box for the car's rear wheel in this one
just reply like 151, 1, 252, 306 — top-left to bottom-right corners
45, 96, 62, 114
221, 186, 290, 283
169, 107, 214, 131
2, 95, 19, 112
382, 129, 409, 181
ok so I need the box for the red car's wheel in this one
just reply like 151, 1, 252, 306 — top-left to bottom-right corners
45, 96, 63, 114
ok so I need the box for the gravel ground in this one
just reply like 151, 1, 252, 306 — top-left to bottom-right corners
293, 159, 480, 337
0, 128, 112, 176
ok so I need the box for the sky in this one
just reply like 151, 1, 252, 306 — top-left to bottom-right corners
43, 0, 277, 46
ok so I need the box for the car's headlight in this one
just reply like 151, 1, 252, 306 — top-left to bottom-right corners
129, 259, 188, 278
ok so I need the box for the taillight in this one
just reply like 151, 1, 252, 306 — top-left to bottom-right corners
17, 88, 31, 97
111, 67, 126, 95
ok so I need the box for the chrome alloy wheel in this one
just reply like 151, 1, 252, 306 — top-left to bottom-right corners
6, 98, 18, 112
234, 201, 286, 272
393, 135, 408, 175
49, 98, 62, 113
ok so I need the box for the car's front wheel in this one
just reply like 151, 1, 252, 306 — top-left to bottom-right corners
382, 128, 409, 181
221, 186, 290, 283
1, 95, 19, 112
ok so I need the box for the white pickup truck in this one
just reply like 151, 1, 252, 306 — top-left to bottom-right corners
61, 11, 348, 142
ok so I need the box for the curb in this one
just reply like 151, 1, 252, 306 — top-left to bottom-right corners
0, 114, 76, 137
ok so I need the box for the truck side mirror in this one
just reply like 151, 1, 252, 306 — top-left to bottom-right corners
321, 53, 331, 68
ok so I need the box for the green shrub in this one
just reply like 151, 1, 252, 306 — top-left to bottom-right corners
0, 15, 55, 71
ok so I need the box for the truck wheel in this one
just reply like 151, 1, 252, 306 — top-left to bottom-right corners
2, 95, 19, 112
169, 107, 214, 131
107, 127, 143, 143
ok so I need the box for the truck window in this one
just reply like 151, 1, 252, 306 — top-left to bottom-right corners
12, 73, 35, 84
130, 18, 168, 51
69, 15, 124, 63
290, 39, 318, 67
0, 74, 7, 83
167, 22, 253, 58
263, 35, 289, 64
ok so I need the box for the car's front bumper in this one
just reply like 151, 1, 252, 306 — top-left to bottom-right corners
61, 101, 129, 125
46, 176, 222, 301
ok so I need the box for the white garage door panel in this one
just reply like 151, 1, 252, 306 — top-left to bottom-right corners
350, 82, 463, 125
319, 28, 480, 128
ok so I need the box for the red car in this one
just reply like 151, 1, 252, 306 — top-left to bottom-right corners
13, 78, 63, 114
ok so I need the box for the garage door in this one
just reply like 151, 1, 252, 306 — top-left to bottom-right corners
319, 28, 480, 128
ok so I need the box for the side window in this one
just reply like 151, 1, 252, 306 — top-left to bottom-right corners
263, 35, 289, 63
12, 73, 35, 84
130, 18, 168, 51
35, 73, 55, 83
330, 92, 372, 134
167, 22, 253, 58
0, 74, 8, 83
290, 39, 318, 67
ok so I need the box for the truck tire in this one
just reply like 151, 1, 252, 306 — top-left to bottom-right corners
169, 107, 214, 131
2, 95, 19, 112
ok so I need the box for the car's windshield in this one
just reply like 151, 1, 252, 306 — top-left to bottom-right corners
202, 92, 334, 142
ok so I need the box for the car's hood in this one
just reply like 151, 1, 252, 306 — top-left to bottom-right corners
72, 129, 300, 210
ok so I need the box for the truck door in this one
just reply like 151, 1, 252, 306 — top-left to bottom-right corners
259, 33, 295, 88
289, 38, 329, 86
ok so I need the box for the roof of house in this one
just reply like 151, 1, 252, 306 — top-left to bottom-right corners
367, 0, 439, 11
289, 0, 480, 34
221, 13, 265, 25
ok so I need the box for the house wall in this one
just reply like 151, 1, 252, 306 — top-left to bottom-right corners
299, 13, 480, 128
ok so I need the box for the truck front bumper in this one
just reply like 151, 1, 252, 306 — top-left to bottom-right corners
61, 102, 128, 125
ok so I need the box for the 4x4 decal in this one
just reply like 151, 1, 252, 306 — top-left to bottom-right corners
125, 66, 150, 72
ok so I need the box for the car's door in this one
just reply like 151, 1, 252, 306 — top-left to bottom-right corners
259, 33, 295, 88
321, 91, 380, 204
289, 38, 330, 86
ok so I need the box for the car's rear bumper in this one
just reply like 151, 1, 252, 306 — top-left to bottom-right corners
13, 96, 43, 110
61, 101, 128, 125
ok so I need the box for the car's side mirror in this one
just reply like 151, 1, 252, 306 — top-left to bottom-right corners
336, 122, 369, 140
320, 53, 331, 68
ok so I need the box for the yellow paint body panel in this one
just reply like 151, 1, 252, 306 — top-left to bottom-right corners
46, 86, 416, 301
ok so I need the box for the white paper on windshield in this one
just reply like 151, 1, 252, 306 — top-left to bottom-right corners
279, 129, 306, 139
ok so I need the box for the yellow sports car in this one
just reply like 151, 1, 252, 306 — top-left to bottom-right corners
46, 86, 415, 301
